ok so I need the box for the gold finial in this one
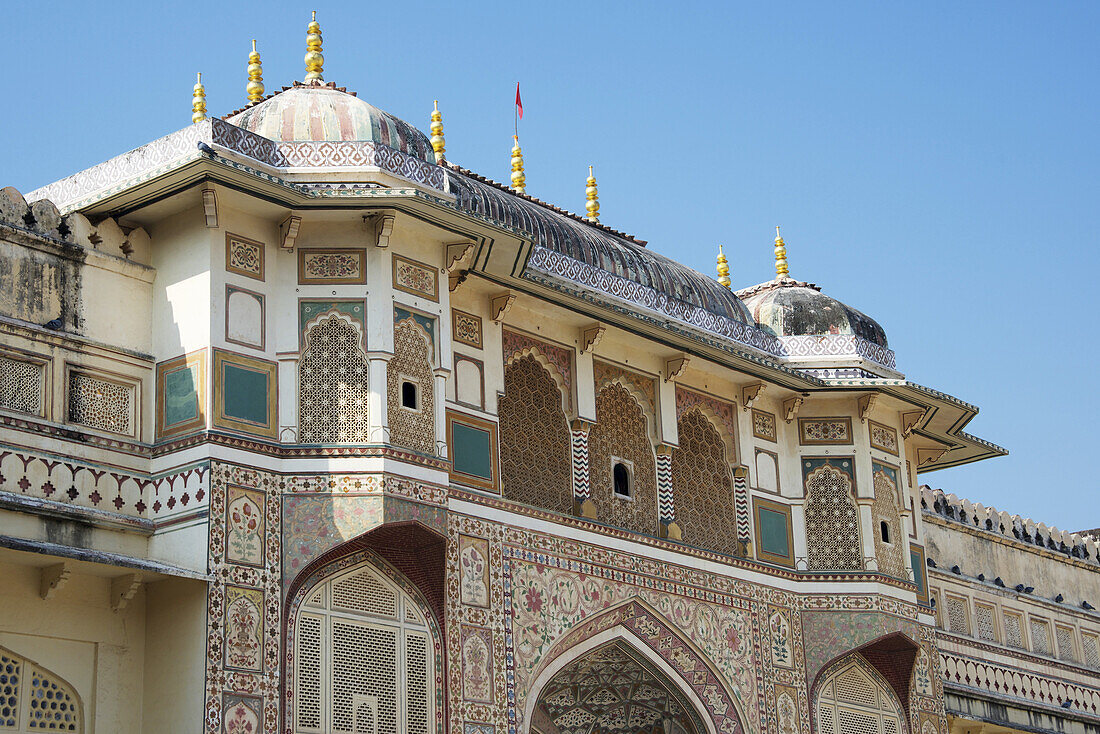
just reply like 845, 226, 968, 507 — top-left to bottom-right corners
774, 225, 789, 279
585, 166, 600, 223
510, 135, 526, 194
430, 100, 446, 164
192, 72, 207, 124
717, 244, 731, 289
246, 40, 265, 103
304, 11, 324, 81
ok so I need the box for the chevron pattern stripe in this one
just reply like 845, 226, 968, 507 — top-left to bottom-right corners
571, 427, 591, 501
734, 472, 750, 542
657, 451, 675, 524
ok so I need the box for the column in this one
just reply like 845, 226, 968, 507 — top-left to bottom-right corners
856, 498, 878, 572
367, 354, 391, 443
434, 368, 449, 457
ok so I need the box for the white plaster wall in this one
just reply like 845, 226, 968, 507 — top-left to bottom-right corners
149, 206, 214, 360
142, 577, 207, 734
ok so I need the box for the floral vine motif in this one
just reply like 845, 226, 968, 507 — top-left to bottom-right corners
304, 252, 361, 279
226, 490, 264, 565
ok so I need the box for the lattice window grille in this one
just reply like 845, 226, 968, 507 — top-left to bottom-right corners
815, 660, 902, 734
974, 603, 997, 642
1056, 626, 1077, 663
0, 355, 44, 417
293, 562, 434, 734
1030, 619, 1052, 656
298, 314, 370, 444
945, 596, 970, 636
0, 649, 81, 733
803, 464, 863, 571
66, 370, 134, 435
1082, 633, 1100, 668
1002, 611, 1024, 649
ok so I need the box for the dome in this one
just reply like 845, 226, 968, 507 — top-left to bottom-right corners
225, 82, 435, 163
738, 278, 888, 347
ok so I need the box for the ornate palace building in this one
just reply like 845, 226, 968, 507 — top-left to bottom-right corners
0, 15, 1096, 734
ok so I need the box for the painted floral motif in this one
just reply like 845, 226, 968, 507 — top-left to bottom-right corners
223, 699, 260, 734
224, 586, 263, 672
913, 647, 933, 696
799, 418, 851, 444
869, 420, 899, 454
227, 235, 264, 279
453, 309, 483, 349
226, 488, 264, 566
776, 690, 797, 734
394, 255, 438, 300
752, 409, 776, 441
304, 252, 362, 280
462, 628, 493, 703
509, 558, 757, 733
769, 609, 792, 668
460, 536, 489, 607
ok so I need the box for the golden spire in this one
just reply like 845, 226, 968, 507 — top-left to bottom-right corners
304, 11, 324, 81
510, 135, 526, 194
774, 225, 789, 279
430, 100, 446, 164
585, 166, 600, 223
192, 73, 207, 124
716, 244, 731, 289
246, 40, 265, 103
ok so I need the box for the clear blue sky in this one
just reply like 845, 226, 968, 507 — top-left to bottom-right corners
5, 2, 1098, 530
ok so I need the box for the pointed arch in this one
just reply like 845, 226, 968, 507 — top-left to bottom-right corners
526, 599, 746, 734
589, 382, 658, 534
811, 652, 908, 734
389, 317, 436, 454
0, 646, 83, 732
505, 346, 571, 416
298, 310, 370, 444
672, 408, 739, 556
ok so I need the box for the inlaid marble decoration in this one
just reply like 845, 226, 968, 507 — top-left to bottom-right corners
223, 585, 264, 673
452, 309, 483, 349
298, 248, 367, 285
869, 419, 899, 455
393, 254, 439, 302
225, 233, 265, 281
752, 408, 777, 442
798, 417, 853, 445
461, 625, 494, 703
459, 534, 490, 608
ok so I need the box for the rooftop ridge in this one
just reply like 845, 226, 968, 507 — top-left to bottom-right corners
735, 276, 822, 298
442, 161, 648, 248
921, 485, 1099, 569
221, 79, 356, 120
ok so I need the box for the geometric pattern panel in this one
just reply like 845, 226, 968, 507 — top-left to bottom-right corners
671, 410, 737, 556
0, 353, 44, 417
67, 369, 135, 436
814, 657, 904, 734
1030, 619, 1051, 656
870, 463, 906, 580
498, 354, 572, 515
388, 318, 436, 455
532, 641, 701, 734
945, 596, 969, 636
298, 313, 370, 444
803, 458, 863, 571
0, 647, 81, 732
589, 383, 657, 536
225, 232, 265, 281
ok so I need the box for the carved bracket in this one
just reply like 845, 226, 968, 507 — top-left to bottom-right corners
363, 212, 396, 248
280, 215, 302, 252
916, 445, 950, 467
201, 188, 218, 228
446, 241, 476, 273
489, 292, 516, 323
580, 324, 606, 353
40, 563, 72, 600
782, 396, 804, 423
664, 355, 690, 382
901, 409, 927, 437
858, 393, 878, 423
741, 382, 766, 411
111, 573, 141, 612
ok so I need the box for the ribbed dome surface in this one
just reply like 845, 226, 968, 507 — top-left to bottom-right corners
739, 279, 888, 347
225, 82, 434, 162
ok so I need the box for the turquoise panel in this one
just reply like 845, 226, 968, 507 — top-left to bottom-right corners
758, 507, 790, 559
452, 422, 492, 480
911, 548, 926, 597
223, 363, 268, 425
164, 366, 198, 426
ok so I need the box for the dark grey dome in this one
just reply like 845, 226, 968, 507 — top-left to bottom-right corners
738, 278, 888, 347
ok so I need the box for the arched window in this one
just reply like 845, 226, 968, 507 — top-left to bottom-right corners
814, 656, 906, 734
388, 319, 435, 454
293, 561, 435, 734
0, 647, 82, 732
298, 313, 370, 444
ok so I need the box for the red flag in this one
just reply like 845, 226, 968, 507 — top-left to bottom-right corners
515, 83, 523, 119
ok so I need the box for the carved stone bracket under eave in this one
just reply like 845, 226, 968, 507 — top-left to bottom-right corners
782, 396, 804, 423
858, 393, 878, 423
664, 355, 690, 382
580, 324, 606, 353
901, 409, 927, 437
111, 573, 141, 612
201, 188, 218, 228
741, 382, 766, 411
446, 241, 476, 272
363, 212, 396, 248
489, 292, 516, 323
40, 563, 72, 600
916, 445, 950, 468
280, 215, 302, 252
